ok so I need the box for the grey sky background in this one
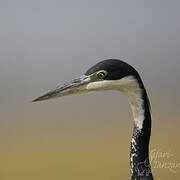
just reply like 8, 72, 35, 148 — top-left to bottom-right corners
0, 1, 180, 179
0, 0, 180, 116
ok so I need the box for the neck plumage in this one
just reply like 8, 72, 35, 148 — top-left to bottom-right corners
125, 77, 153, 180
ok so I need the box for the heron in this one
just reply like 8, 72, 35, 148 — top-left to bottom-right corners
33, 59, 153, 180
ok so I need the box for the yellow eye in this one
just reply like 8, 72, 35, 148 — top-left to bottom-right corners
96, 71, 107, 79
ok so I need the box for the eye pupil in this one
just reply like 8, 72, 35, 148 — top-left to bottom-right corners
97, 72, 105, 79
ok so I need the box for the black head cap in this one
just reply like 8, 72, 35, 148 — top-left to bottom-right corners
85, 59, 140, 81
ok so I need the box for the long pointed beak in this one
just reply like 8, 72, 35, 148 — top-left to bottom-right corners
32, 75, 91, 102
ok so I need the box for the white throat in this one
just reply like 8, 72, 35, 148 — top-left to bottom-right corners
86, 76, 145, 131
125, 80, 145, 131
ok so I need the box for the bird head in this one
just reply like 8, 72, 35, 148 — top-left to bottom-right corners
32, 59, 142, 102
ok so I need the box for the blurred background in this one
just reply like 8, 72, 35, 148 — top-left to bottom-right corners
0, 0, 180, 179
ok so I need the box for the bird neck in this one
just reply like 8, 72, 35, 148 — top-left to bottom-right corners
126, 79, 153, 179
